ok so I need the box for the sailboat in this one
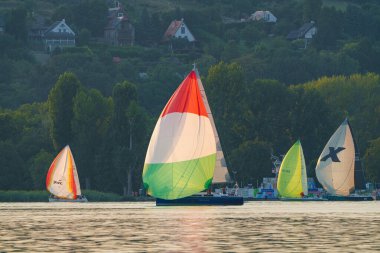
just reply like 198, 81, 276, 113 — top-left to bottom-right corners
46, 145, 88, 202
142, 67, 243, 206
315, 119, 373, 201
277, 140, 326, 201
277, 140, 308, 200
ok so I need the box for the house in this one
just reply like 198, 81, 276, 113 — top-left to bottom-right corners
250, 11, 277, 23
287, 21, 317, 40
0, 16, 5, 34
43, 19, 76, 52
104, 1, 135, 46
286, 21, 317, 48
162, 18, 195, 42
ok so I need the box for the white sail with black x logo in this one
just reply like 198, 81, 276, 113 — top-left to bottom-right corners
315, 118, 355, 196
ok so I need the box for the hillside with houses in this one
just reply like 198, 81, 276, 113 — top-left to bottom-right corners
0, 0, 380, 196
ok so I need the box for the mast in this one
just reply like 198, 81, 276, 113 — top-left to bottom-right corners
194, 66, 232, 184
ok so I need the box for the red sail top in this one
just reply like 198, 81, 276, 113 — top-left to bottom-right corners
161, 70, 208, 118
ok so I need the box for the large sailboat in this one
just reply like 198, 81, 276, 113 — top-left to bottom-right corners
46, 145, 88, 202
142, 68, 243, 206
315, 119, 373, 201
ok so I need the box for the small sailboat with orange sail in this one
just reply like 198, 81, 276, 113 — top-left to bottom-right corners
46, 145, 88, 202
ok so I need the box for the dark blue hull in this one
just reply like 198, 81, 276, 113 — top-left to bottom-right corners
327, 195, 373, 201
156, 195, 244, 206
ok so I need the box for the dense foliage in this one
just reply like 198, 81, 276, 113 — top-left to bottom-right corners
0, 0, 379, 194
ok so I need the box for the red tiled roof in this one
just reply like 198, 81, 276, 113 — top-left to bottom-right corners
163, 20, 182, 41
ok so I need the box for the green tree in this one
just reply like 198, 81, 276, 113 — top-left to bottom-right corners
73, 0, 108, 37
5, 7, 27, 41
0, 141, 29, 190
48, 72, 81, 150
364, 138, 380, 183
313, 7, 343, 50
205, 62, 246, 173
29, 149, 54, 190
77, 28, 91, 46
303, 0, 322, 22
245, 79, 293, 153
71, 88, 112, 190
111, 81, 148, 195
230, 140, 272, 186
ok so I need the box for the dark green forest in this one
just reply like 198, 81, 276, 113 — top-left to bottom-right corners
0, 0, 380, 195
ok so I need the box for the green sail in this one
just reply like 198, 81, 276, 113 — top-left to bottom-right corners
277, 140, 308, 198
143, 154, 216, 200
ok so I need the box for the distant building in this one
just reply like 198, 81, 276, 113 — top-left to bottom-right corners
43, 19, 76, 52
287, 21, 317, 40
286, 21, 317, 48
162, 18, 195, 42
104, 1, 135, 46
250, 11, 277, 23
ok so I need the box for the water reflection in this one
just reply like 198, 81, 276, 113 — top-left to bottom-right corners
0, 202, 379, 252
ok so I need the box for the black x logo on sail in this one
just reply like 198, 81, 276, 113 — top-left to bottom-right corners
321, 147, 345, 162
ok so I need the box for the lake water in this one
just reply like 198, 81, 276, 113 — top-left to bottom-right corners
0, 201, 379, 252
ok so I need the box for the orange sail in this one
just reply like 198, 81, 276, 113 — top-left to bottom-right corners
46, 145, 82, 199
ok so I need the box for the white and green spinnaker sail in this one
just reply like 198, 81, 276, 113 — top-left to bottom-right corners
277, 140, 308, 198
142, 70, 216, 200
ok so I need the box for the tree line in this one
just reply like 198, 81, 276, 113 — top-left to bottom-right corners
1, 63, 379, 194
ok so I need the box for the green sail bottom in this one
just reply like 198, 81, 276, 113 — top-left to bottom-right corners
143, 153, 216, 200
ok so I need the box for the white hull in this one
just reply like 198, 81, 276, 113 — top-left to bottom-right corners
49, 196, 88, 202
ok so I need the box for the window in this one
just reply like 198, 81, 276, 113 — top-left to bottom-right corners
181, 26, 185, 34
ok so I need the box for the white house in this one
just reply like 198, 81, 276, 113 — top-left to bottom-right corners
43, 19, 75, 52
162, 18, 195, 42
250, 11, 277, 23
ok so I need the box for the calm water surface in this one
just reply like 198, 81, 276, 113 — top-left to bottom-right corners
0, 201, 379, 252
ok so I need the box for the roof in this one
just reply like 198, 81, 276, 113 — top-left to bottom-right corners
287, 22, 315, 40
44, 19, 75, 39
163, 20, 183, 41
252, 10, 272, 17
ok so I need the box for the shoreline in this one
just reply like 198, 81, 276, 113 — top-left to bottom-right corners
0, 190, 155, 202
